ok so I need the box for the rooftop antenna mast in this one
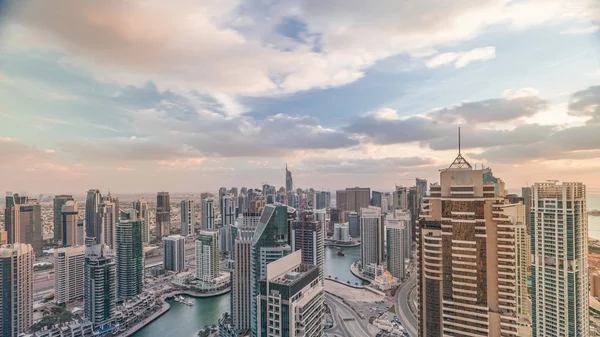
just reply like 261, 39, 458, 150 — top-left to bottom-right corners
458, 127, 461, 155
447, 126, 472, 170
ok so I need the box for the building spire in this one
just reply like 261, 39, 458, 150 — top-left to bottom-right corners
458, 126, 461, 155
447, 127, 472, 169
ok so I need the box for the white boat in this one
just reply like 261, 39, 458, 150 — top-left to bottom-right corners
175, 295, 193, 306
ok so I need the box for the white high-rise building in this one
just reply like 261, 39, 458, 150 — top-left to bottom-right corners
61, 200, 79, 247
257, 251, 324, 337
333, 223, 350, 242
0, 243, 34, 337
100, 200, 117, 249
196, 230, 218, 282
360, 206, 384, 269
502, 201, 531, 334
385, 211, 406, 281
221, 195, 235, 227
181, 199, 195, 237
391, 209, 412, 258
163, 235, 186, 272
531, 181, 588, 337
231, 213, 261, 332
202, 198, 215, 230
54, 246, 85, 305
133, 199, 150, 244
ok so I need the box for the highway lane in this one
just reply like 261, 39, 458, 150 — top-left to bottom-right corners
33, 247, 196, 293
325, 298, 351, 337
395, 274, 418, 337
326, 293, 373, 337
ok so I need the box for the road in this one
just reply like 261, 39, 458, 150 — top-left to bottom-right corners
395, 274, 418, 337
326, 293, 373, 337
33, 247, 196, 294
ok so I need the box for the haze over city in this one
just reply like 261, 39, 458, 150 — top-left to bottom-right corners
0, 1, 599, 193
1, 2, 600, 337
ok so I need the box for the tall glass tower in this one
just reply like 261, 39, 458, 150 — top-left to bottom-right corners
250, 205, 292, 337
115, 220, 144, 301
531, 181, 588, 337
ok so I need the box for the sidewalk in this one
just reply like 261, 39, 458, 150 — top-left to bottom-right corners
121, 302, 170, 337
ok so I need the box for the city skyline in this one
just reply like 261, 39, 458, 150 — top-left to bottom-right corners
0, 2, 599, 193
0, 1, 599, 336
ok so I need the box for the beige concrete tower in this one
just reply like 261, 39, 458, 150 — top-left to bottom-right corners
0, 243, 34, 337
418, 140, 518, 337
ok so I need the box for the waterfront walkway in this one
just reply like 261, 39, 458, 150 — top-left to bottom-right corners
163, 287, 230, 299
119, 288, 230, 336
121, 302, 170, 337
349, 261, 374, 283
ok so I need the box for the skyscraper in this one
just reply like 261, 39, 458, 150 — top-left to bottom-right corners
285, 164, 294, 192
418, 150, 518, 336
371, 190, 382, 207
84, 244, 116, 328
348, 212, 360, 238
360, 207, 385, 270
392, 209, 412, 258
502, 201, 531, 333
531, 181, 588, 337
85, 189, 102, 241
0, 243, 34, 337
333, 223, 350, 242
54, 246, 85, 305
257, 252, 324, 337
19, 199, 43, 256
415, 178, 428, 204
196, 230, 219, 282
202, 198, 215, 230
133, 199, 150, 244
251, 204, 292, 336
163, 235, 186, 272
61, 200, 79, 247
99, 199, 117, 249
219, 187, 228, 201
346, 187, 370, 212
394, 185, 408, 210
115, 219, 144, 301
221, 195, 235, 227
4, 193, 19, 245
53, 194, 73, 243
219, 225, 233, 254
291, 211, 324, 284
181, 199, 195, 236
385, 211, 406, 281
232, 213, 261, 333
156, 192, 171, 238
335, 190, 346, 212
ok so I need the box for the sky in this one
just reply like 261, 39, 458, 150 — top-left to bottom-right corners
0, 0, 599, 194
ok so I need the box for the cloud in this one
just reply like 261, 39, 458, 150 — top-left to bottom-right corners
345, 89, 549, 145
1, 0, 592, 98
303, 156, 436, 174
429, 88, 547, 124
345, 86, 600, 164
426, 47, 496, 68
568, 85, 600, 121
344, 115, 448, 145
560, 25, 599, 35
59, 99, 359, 161
0, 138, 86, 175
